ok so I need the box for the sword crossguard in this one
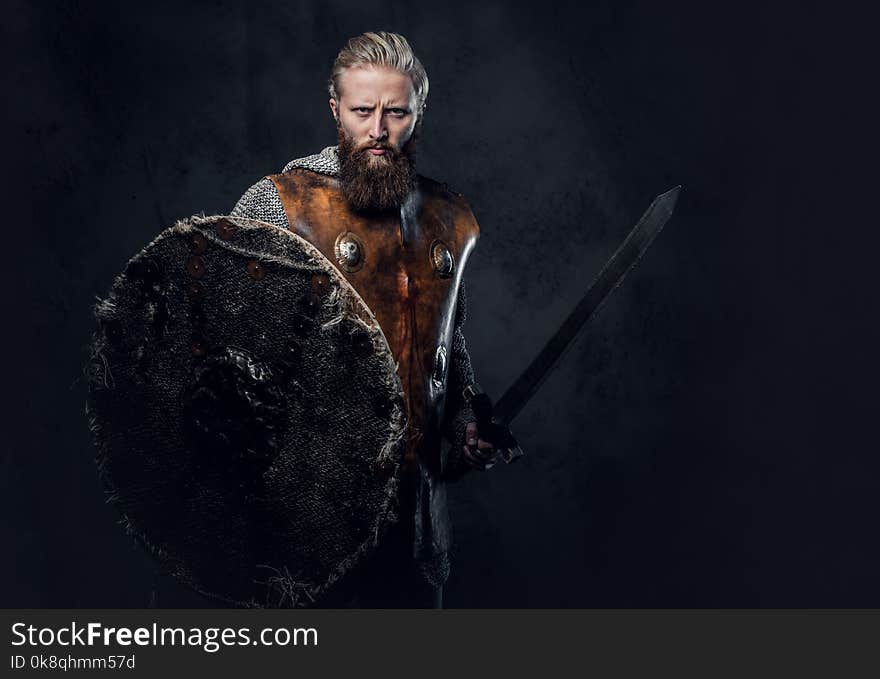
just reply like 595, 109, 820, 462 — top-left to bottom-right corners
462, 384, 524, 464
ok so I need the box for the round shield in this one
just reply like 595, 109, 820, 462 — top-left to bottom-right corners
86, 215, 407, 607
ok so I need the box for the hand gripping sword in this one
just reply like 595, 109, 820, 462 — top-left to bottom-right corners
464, 186, 681, 463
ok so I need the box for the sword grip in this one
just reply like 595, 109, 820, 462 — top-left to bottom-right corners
462, 384, 524, 464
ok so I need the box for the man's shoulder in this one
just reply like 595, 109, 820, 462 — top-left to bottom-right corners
417, 175, 479, 222
230, 148, 340, 228
266, 167, 337, 197
416, 174, 464, 198
230, 176, 288, 228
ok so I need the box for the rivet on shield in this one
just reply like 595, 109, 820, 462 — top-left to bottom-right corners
277, 345, 302, 381
186, 256, 206, 279
311, 273, 331, 294
187, 281, 207, 301
247, 260, 266, 281
292, 316, 313, 338
216, 218, 236, 241
430, 240, 455, 279
190, 305, 206, 327
334, 232, 365, 273
190, 335, 207, 357
189, 232, 208, 254
299, 294, 320, 316
353, 332, 374, 358
285, 341, 303, 366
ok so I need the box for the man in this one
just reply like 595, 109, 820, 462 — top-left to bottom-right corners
231, 31, 498, 608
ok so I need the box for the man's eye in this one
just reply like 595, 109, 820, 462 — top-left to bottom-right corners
387, 109, 407, 117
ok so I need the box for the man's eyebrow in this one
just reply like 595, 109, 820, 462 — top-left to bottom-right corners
348, 103, 411, 111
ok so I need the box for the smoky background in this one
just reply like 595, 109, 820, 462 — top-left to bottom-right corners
1, 0, 876, 607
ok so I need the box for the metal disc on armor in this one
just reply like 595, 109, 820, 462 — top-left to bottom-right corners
334, 231, 365, 273
86, 215, 406, 608
430, 239, 454, 278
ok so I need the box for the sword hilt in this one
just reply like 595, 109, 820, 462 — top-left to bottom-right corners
462, 384, 524, 464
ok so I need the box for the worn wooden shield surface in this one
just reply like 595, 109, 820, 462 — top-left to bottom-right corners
87, 215, 406, 607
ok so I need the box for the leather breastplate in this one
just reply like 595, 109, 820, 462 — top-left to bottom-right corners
268, 170, 478, 475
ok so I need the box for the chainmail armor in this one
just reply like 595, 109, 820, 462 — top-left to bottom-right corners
231, 147, 340, 229
230, 178, 288, 229
282, 145, 340, 175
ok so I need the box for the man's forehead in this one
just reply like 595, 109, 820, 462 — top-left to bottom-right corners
337, 65, 415, 103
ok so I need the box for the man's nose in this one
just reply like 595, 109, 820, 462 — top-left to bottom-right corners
368, 112, 388, 141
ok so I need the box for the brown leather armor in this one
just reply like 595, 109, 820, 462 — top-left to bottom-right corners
268, 169, 479, 483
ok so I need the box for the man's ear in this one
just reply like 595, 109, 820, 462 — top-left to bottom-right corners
329, 98, 339, 122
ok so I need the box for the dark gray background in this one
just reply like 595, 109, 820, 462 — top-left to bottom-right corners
2, 1, 876, 607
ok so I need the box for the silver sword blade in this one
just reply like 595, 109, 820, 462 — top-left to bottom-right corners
493, 185, 681, 425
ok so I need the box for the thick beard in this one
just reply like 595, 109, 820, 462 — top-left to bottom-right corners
337, 123, 418, 214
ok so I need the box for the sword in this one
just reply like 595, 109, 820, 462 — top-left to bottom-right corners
464, 185, 681, 463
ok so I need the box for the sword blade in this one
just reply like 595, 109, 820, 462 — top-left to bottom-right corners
493, 185, 681, 425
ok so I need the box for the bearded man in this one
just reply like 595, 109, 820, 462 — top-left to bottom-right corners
230, 31, 497, 608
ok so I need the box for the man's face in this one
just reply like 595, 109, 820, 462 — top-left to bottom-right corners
330, 65, 421, 212
329, 65, 419, 156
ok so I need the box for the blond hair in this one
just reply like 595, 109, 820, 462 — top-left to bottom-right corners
328, 32, 429, 114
